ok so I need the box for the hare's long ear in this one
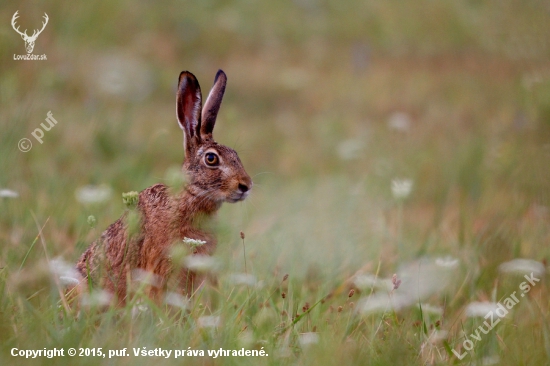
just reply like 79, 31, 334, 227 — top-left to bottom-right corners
200, 69, 227, 141
177, 71, 202, 156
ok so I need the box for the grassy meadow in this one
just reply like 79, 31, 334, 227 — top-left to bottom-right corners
1, 0, 550, 365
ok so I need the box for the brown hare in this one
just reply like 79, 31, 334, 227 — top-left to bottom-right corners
75, 70, 252, 305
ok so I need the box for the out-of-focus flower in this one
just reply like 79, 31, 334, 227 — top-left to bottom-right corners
87, 215, 97, 228
353, 274, 393, 291
499, 259, 545, 277
465, 302, 500, 318
81, 290, 112, 307
131, 303, 149, 318
435, 256, 459, 268
298, 332, 319, 347
388, 112, 411, 132
75, 185, 113, 204
49, 258, 80, 287
183, 255, 219, 272
391, 179, 413, 200
357, 293, 410, 315
0, 189, 19, 198
197, 315, 221, 328
164, 292, 189, 309
357, 257, 459, 317
418, 303, 444, 316
228, 273, 257, 287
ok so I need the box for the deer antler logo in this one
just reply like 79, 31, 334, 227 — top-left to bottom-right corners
11, 11, 49, 54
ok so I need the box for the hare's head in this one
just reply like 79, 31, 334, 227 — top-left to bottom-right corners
177, 70, 252, 204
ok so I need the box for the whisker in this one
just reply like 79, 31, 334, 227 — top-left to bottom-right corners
252, 171, 275, 179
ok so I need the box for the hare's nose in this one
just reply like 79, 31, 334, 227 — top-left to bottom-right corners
238, 183, 250, 193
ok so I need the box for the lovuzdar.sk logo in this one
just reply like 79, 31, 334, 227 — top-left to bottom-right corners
12, 10, 48, 61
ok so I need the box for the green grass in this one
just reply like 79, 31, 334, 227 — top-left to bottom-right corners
1, 0, 550, 365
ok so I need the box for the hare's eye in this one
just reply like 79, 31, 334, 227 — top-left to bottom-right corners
204, 152, 219, 167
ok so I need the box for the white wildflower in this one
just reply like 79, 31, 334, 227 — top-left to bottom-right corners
499, 259, 545, 277
0, 189, 19, 198
298, 332, 319, 347
228, 273, 257, 287
418, 303, 444, 316
48, 257, 80, 287
75, 185, 113, 204
357, 293, 411, 315
131, 303, 149, 318
353, 274, 394, 291
183, 237, 206, 250
388, 112, 411, 132
164, 292, 189, 309
465, 302, 500, 318
59, 276, 80, 286
391, 179, 413, 200
435, 256, 459, 268
197, 315, 221, 328
87, 215, 97, 228
81, 290, 112, 307
183, 255, 219, 272
353, 274, 379, 289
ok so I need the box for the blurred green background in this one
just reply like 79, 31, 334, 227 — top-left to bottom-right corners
1, 0, 549, 365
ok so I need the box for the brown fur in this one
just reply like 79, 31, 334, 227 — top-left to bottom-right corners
75, 70, 252, 305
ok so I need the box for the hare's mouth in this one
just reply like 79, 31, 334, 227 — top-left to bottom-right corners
225, 191, 249, 203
